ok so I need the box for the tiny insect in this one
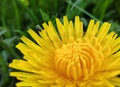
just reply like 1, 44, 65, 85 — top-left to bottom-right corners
35, 25, 42, 31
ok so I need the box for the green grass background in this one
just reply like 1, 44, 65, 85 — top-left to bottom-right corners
0, 0, 120, 87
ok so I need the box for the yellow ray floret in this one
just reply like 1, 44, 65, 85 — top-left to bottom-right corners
9, 16, 120, 87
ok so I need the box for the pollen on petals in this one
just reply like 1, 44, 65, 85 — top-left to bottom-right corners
9, 16, 120, 87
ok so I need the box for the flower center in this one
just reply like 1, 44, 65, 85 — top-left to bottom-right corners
54, 40, 102, 81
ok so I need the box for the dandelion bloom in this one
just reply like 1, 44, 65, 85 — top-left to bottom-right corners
9, 16, 120, 87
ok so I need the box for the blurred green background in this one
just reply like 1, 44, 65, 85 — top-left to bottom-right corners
0, 0, 120, 87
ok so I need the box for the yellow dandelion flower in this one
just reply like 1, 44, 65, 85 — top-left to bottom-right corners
9, 16, 120, 87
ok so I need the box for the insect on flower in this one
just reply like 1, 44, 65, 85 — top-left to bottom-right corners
9, 16, 120, 87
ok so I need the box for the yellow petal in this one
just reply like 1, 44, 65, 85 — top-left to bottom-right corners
75, 16, 83, 39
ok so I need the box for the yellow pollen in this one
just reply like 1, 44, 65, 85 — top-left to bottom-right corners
54, 40, 102, 81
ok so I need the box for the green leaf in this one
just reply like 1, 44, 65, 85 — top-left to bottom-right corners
0, 27, 11, 38
40, 9, 50, 22
0, 52, 9, 86
19, 0, 29, 6
66, 0, 99, 21
0, 30, 7, 36
0, 40, 20, 59
93, 0, 113, 20
3, 36, 17, 45
115, 0, 120, 17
